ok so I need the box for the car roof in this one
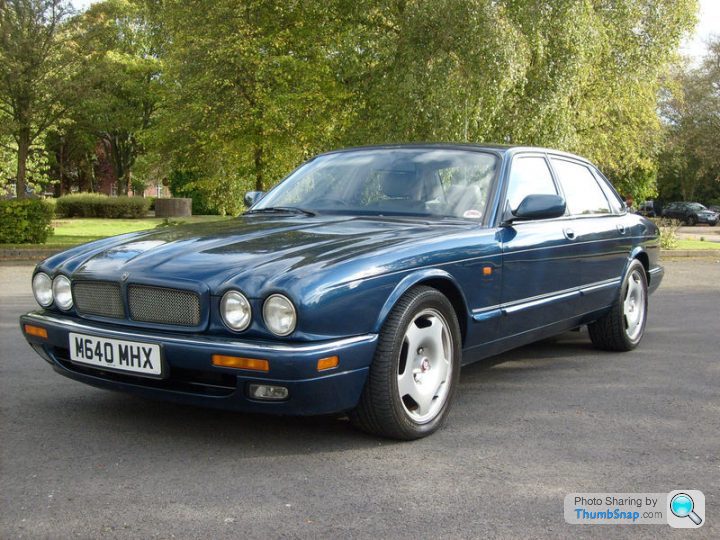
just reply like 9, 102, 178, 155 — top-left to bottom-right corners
317, 143, 592, 164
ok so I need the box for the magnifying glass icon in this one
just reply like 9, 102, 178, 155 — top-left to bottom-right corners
670, 493, 702, 525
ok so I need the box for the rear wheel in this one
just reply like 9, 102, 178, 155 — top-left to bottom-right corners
687, 215, 697, 226
588, 259, 648, 351
350, 286, 461, 440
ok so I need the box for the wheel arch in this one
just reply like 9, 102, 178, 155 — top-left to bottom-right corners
373, 269, 470, 345
630, 247, 650, 283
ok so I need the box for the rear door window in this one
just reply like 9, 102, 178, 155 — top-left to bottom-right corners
551, 159, 611, 215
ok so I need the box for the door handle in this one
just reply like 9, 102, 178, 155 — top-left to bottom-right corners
564, 228, 576, 240
616, 224, 626, 235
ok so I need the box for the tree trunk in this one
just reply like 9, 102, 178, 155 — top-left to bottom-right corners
16, 129, 30, 198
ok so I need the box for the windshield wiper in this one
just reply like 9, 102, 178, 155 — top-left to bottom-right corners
246, 206, 317, 217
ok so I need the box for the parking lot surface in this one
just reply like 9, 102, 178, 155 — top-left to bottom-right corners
1, 258, 718, 538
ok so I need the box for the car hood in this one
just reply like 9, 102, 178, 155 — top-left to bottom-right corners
51, 215, 477, 296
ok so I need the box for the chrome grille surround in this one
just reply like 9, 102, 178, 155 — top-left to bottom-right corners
73, 281, 125, 319
128, 285, 201, 326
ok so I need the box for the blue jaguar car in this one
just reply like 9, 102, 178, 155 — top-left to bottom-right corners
21, 144, 663, 439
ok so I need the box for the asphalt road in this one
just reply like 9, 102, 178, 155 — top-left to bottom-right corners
1, 259, 718, 538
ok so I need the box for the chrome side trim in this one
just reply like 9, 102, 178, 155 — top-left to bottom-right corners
503, 289, 578, 314
471, 277, 620, 321
22, 312, 377, 353
579, 278, 621, 295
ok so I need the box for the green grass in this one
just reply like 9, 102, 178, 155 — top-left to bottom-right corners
1, 215, 232, 249
4, 216, 720, 251
675, 239, 720, 250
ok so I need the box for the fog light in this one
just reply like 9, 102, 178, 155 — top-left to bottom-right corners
248, 384, 289, 401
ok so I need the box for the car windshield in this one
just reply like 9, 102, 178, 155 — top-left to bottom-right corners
688, 203, 707, 210
252, 148, 498, 220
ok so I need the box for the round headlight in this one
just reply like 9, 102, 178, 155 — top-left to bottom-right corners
32, 272, 53, 307
263, 294, 297, 336
52, 275, 73, 311
220, 290, 252, 331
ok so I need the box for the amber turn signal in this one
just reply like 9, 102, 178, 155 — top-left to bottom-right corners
483, 266, 493, 276
24, 324, 48, 339
317, 356, 339, 371
212, 355, 269, 372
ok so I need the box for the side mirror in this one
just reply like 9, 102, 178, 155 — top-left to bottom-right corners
244, 191, 265, 208
506, 194, 566, 223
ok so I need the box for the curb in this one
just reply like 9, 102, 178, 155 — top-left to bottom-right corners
1, 247, 719, 263
660, 249, 719, 258
0, 248, 62, 262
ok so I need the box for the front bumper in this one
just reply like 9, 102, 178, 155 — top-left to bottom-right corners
20, 312, 377, 416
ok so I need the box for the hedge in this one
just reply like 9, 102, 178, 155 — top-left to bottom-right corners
0, 199, 55, 244
56, 193, 150, 218
169, 171, 220, 215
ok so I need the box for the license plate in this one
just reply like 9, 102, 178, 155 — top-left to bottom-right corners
69, 332, 163, 377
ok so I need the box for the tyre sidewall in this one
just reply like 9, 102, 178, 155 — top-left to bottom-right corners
383, 289, 462, 438
620, 260, 648, 348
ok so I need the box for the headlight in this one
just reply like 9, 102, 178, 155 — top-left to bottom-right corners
263, 294, 297, 336
32, 272, 53, 307
52, 275, 73, 311
220, 290, 252, 331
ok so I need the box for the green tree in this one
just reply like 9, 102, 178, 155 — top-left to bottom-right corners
336, 0, 696, 201
0, 0, 80, 197
149, 0, 350, 213
71, 0, 162, 195
658, 38, 720, 203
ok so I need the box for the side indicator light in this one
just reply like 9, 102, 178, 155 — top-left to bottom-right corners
317, 356, 339, 371
483, 266, 493, 276
212, 355, 269, 372
24, 324, 48, 339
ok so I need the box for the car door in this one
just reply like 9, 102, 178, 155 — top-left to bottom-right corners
663, 202, 679, 220
549, 156, 630, 313
497, 153, 579, 339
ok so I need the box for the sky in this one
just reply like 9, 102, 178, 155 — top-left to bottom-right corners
680, 0, 720, 62
72, 0, 718, 63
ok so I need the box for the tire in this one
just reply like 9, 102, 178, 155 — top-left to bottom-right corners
350, 286, 462, 440
687, 215, 697, 226
588, 259, 648, 351
710, 222, 717, 227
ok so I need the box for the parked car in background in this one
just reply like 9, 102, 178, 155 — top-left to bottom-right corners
661, 202, 718, 226
21, 144, 664, 440
636, 200, 657, 218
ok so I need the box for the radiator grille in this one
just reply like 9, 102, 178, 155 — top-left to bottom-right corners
128, 285, 201, 326
73, 281, 125, 318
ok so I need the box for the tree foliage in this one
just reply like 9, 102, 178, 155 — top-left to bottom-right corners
70, 0, 162, 195
658, 38, 720, 202
0, 0, 79, 197
0, 0, 702, 209
334, 0, 696, 201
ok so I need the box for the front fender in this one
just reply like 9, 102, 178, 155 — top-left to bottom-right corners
372, 269, 470, 334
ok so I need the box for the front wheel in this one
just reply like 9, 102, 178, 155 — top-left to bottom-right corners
588, 259, 648, 351
350, 286, 461, 440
